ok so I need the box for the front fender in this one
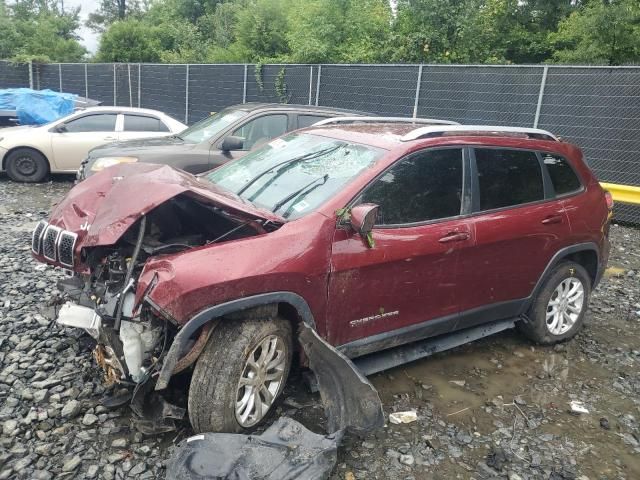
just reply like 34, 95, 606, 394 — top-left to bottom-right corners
154, 291, 315, 390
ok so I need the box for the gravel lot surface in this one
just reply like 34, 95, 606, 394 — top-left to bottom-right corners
1, 177, 639, 479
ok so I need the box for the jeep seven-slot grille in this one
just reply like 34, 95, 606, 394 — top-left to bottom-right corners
32, 220, 47, 254
57, 231, 77, 267
42, 226, 60, 261
33, 221, 77, 267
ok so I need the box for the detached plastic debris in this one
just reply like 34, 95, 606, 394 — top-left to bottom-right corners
569, 400, 589, 414
389, 410, 418, 424
166, 417, 343, 480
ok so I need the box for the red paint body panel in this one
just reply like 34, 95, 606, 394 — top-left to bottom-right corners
137, 213, 335, 335
327, 219, 472, 345
459, 201, 571, 310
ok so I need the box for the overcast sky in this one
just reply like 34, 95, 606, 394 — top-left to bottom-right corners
65, 0, 100, 54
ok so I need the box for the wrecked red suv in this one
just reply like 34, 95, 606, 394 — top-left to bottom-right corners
33, 121, 611, 434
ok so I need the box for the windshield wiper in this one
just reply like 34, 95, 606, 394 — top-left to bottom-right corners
236, 145, 342, 196
272, 174, 329, 215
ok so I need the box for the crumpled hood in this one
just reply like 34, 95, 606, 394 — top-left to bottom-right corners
47, 163, 283, 248
88, 135, 191, 158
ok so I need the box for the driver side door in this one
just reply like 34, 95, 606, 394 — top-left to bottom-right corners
326, 147, 473, 356
50, 113, 118, 170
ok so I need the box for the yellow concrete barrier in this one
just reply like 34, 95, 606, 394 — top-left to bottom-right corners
600, 182, 640, 205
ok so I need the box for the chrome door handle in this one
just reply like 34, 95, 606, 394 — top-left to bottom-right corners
438, 231, 470, 243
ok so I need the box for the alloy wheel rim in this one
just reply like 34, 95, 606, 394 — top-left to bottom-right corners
546, 277, 584, 335
16, 156, 37, 176
235, 334, 287, 427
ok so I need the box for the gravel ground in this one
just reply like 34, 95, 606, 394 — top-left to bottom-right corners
1, 177, 639, 479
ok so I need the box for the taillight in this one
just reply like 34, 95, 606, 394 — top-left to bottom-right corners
604, 190, 614, 211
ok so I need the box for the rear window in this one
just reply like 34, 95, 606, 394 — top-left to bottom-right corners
543, 153, 582, 195
475, 148, 544, 211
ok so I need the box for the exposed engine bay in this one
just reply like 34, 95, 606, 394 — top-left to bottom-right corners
55, 193, 268, 387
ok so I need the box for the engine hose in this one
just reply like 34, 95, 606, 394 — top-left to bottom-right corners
114, 215, 146, 331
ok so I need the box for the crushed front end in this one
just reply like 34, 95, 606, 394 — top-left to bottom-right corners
31, 164, 276, 430
38, 215, 166, 387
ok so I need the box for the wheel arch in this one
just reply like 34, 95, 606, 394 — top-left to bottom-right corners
154, 291, 316, 390
2, 145, 51, 172
522, 242, 600, 314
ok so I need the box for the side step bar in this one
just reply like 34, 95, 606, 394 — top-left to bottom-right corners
352, 319, 517, 376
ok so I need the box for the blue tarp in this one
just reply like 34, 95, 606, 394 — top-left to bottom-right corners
0, 88, 76, 125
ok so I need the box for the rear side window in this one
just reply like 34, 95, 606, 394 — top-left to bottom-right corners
298, 115, 328, 129
475, 148, 544, 211
543, 153, 581, 195
123, 115, 169, 132
64, 114, 117, 132
359, 148, 463, 225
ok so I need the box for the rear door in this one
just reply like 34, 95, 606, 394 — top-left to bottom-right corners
118, 113, 171, 141
50, 113, 118, 170
456, 147, 571, 324
327, 147, 473, 351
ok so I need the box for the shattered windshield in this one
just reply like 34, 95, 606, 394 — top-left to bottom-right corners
205, 133, 384, 219
179, 109, 247, 143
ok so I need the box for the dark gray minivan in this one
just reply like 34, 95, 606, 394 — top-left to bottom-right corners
79, 103, 367, 179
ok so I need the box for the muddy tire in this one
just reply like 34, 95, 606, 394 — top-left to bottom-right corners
5, 148, 49, 183
188, 316, 292, 433
518, 261, 591, 345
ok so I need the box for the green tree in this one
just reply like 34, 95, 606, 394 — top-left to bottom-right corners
87, 0, 146, 32
552, 0, 640, 65
1, 0, 86, 62
286, 0, 392, 63
233, 0, 290, 60
96, 19, 161, 62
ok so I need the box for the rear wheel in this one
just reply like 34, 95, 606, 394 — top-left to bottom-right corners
518, 261, 591, 344
188, 316, 292, 433
5, 148, 49, 183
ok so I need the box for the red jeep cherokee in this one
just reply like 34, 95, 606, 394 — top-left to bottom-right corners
33, 121, 611, 434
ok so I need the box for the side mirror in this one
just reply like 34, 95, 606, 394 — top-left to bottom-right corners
54, 124, 67, 133
221, 135, 244, 152
350, 203, 379, 248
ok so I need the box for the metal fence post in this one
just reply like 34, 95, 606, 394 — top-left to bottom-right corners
534, 65, 549, 128
308, 66, 313, 105
128, 64, 133, 107
28, 61, 33, 89
413, 65, 424, 119
242, 64, 248, 104
185, 64, 190, 124
315, 65, 322, 106
138, 64, 141, 108
113, 64, 117, 105
84, 63, 88, 99
58, 64, 62, 92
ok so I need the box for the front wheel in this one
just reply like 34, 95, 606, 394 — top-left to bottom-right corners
518, 261, 591, 344
188, 316, 292, 433
5, 148, 49, 183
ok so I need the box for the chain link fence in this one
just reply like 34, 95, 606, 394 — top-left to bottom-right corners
1, 61, 639, 223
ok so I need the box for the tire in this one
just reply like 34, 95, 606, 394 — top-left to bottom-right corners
188, 316, 292, 433
5, 148, 49, 183
518, 261, 591, 345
